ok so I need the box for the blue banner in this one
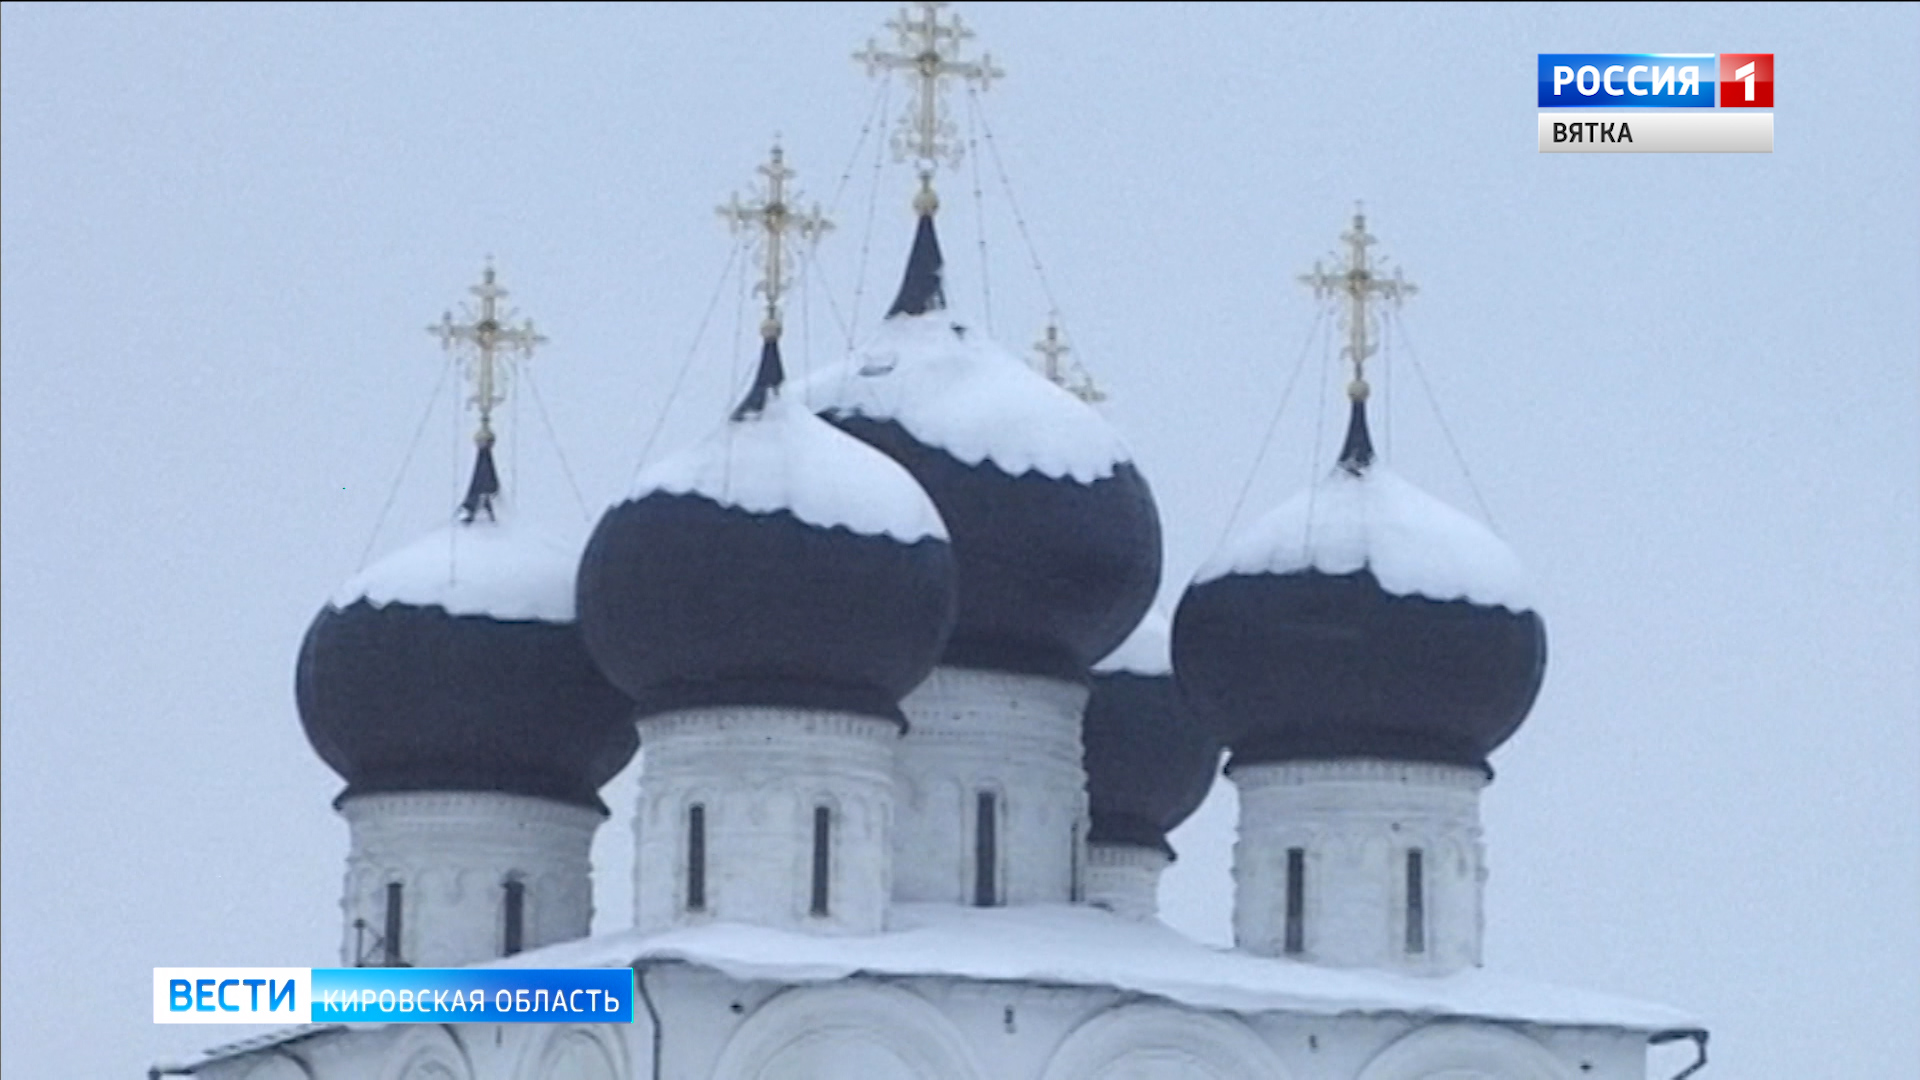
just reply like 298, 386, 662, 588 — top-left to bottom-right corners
310, 968, 634, 1023
1538, 54, 1717, 108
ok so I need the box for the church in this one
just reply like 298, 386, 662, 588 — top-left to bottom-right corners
153, 5, 1705, 1079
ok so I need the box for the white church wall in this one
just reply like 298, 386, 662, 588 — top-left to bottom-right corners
1233, 759, 1487, 973
894, 666, 1089, 906
1083, 842, 1171, 919
632, 708, 896, 936
338, 792, 602, 969
184, 968, 1657, 1080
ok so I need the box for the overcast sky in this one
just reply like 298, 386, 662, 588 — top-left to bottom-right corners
4, 3, 1916, 1078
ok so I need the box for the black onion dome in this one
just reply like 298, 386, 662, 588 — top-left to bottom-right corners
296, 451, 638, 810
577, 338, 956, 724
1172, 400, 1547, 772
804, 214, 1162, 681
1083, 612, 1221, 857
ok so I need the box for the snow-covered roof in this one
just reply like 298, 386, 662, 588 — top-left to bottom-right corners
1195, 465, 1533, 612
490, 903, 1692, 1035
1094, 609, 1171, 677
331, 513, 579, 622
802, 313, 1133, 485
630, 393, 947, 544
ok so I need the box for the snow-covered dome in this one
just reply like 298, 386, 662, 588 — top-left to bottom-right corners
296, 448, 638, 809
577, 338, 957, 724
802, 214, 1161, 681
1172, 400, 1547, 770
1084, 611, 1221, 855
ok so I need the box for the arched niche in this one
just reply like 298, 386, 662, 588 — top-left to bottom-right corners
378, 1024, 474, 1080
512, 1024, 629, 1080
1039, 1001, 1292, 1080
238, 1053, 313, 1080
1356, 1022, 1576, 1080
711, 982, 984, 1080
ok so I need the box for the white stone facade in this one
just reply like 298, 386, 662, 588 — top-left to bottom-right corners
892, 666, 1089, 906
337, 791, 603, 969
1232, 758, 1488, 973
632, 707, 897, 935
1082, 842, 1170, 920
185, 969, 1655, 1080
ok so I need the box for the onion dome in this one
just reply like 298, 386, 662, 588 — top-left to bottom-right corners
803, 212, 1162, 680
296, 442, 638, 810
1084, 611, 1221, 857
576, 336, 957, 724
1172, 397, 1547, 772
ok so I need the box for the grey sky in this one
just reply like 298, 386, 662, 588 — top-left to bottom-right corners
3, 3, 1915, 1078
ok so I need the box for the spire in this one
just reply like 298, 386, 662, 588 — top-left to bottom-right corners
887, 211, 948, 317
855, 1, 1003, 206
718, 142, 831, 418
1033, 320, 1106, 403
429, 261, 546, 521
1299, 206, 1416, 473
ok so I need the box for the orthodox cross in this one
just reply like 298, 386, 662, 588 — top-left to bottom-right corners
1033, 320, 1105, 403
1298, 208, 1417, 401
855, 1, 1003, 206
718, 142, 833, 340
428, 262, 546, 447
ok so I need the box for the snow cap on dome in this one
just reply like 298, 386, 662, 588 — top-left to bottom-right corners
332, 507, 581, 623
631, 341, 947, 544
804, 313, 1133, 484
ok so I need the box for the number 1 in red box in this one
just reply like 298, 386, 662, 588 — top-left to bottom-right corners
1719, 54, 1774, 107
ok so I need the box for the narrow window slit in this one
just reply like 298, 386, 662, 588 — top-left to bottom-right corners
383, 882, 404, 966
502, 878, 525, 956
810, 805, 831, 917
974, 792, 998, 907
1284, 847, 1305, 955
687, 804, 707, 912
1406, 849, 1427, 955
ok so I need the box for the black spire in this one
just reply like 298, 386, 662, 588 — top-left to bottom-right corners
1338, 397, 1375, 474
886, 212, 947, 318
731, 335, 786, 420
459, 438, 501, 523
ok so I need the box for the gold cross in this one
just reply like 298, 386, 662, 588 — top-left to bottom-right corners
855, 1, 1003, 186
1033, 321, 1105, 403
428, 261, 546, 445
717, 143, 833, 340
1298, 207, 1417, 402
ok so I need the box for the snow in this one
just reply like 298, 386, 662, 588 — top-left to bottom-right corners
629, 393, 947, 543
1195, 465, 1534, 611
490, 903, 1695, 1034
331, 512, 580, 622
1094, 609, 1172, 677
801, 313, 1133, 484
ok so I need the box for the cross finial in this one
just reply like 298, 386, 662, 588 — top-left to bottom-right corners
855, 1, 1003, 207
1298, 204, 1417, 402
428, 260, 547, 447
1033, 320, 1105, 403
718, 141, 833, 341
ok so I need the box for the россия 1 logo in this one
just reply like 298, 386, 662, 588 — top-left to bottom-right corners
1537, 52, 1773, 153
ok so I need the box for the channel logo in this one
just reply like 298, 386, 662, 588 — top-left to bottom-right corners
154, 967, 635, 1024
1537, 53, 1774, 108
1536, 52, 1774, 153
1718, 53, 1774, 107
